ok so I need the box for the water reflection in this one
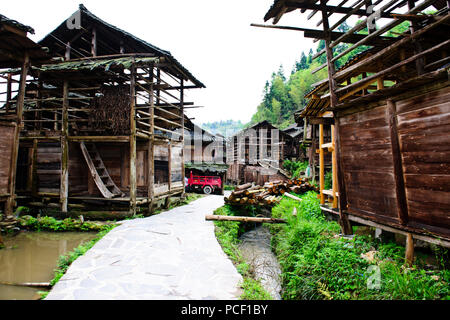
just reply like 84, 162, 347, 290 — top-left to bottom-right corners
0, 231, 97, 300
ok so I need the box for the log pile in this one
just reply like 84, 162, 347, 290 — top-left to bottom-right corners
224, 179, 318, 207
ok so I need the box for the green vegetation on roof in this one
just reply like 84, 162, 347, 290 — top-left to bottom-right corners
39, 56, 159, 72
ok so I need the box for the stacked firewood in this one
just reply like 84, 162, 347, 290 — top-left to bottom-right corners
224, 179, 318, 206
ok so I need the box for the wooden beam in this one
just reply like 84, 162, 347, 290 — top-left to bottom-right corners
322, 206, 450, 247
405, 233, 415, 266
205, 215, 287, 224
284, 1, 393, 17
148, 66, 155, 213
331, 124, 338, 208
330, 0, 441, 64
5, 53, 29, 216
319, 123, 325, 204
251, 23, 398, 46
387, 99, 408, 225
334, 117, 352, 235
334, 39, 450, 95
312, 0, 435, 72
129, 62, 137, 215
180, 79, 185, 197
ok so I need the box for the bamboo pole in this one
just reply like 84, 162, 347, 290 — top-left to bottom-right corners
283, 192, 302, 202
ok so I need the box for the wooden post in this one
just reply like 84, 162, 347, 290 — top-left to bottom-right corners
5, 53, 29, 216
331, 124, 338, 208
320, 1, 351, 234
60, 80, 69, 213
180, 79, 185, 198
335, 117, 352, 235
387, 99, 408, 225
168, 143, 172, 191
405, 233, 415, 266
319, 123, 325, 204
31, 139, 38, 196
5, 73, 11, 112
148, 67, 155, 213
129, 62, 137, 215
310, 124, 316, 184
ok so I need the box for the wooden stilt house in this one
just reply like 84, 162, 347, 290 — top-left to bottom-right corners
0, 14, 49, 216
259, 0, 450, 253
227, 120, 293, 185
0, 5, 205, 216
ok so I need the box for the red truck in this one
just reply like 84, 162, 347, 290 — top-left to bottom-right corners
186, 171, 222, 194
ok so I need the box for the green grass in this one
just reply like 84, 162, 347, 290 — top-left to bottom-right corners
269, 191, 450, 300
213, 205, 273, 300
17, 215, 111, 232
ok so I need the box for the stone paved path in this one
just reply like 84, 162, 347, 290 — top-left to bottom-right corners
45, 194, 243, 300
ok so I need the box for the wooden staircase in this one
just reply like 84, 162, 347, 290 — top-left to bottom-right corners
79, 142, 124, 198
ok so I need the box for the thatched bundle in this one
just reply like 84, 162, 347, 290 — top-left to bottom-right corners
91, 85, 131, 135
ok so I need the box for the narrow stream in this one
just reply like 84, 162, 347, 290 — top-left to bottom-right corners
0, 231, 97, 300
238, 226, 282, 300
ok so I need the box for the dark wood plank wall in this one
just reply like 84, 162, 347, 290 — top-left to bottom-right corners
68, 142, 88, 194
0, 124, 15, 195
19, 141, 152, 197
337, 84, 450, 239
154, 144, 169, 186
339, 105, 400, 223
36, 141, 61, 194
396, 86, 450, 235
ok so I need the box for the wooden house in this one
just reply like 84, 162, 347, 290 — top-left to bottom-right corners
0, 14, 49, 216
0, 5, 204, 216
226, 120, 294, 185
260, 0, 450, 256
282, 123, 306, 161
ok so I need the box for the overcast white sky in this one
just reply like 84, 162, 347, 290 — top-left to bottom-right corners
3, 0, 317, 125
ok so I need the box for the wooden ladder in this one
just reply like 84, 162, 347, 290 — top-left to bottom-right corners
79, 141, 124, 198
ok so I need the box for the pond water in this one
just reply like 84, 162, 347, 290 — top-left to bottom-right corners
238, 226, 282, 300
0, 231, 97, 300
